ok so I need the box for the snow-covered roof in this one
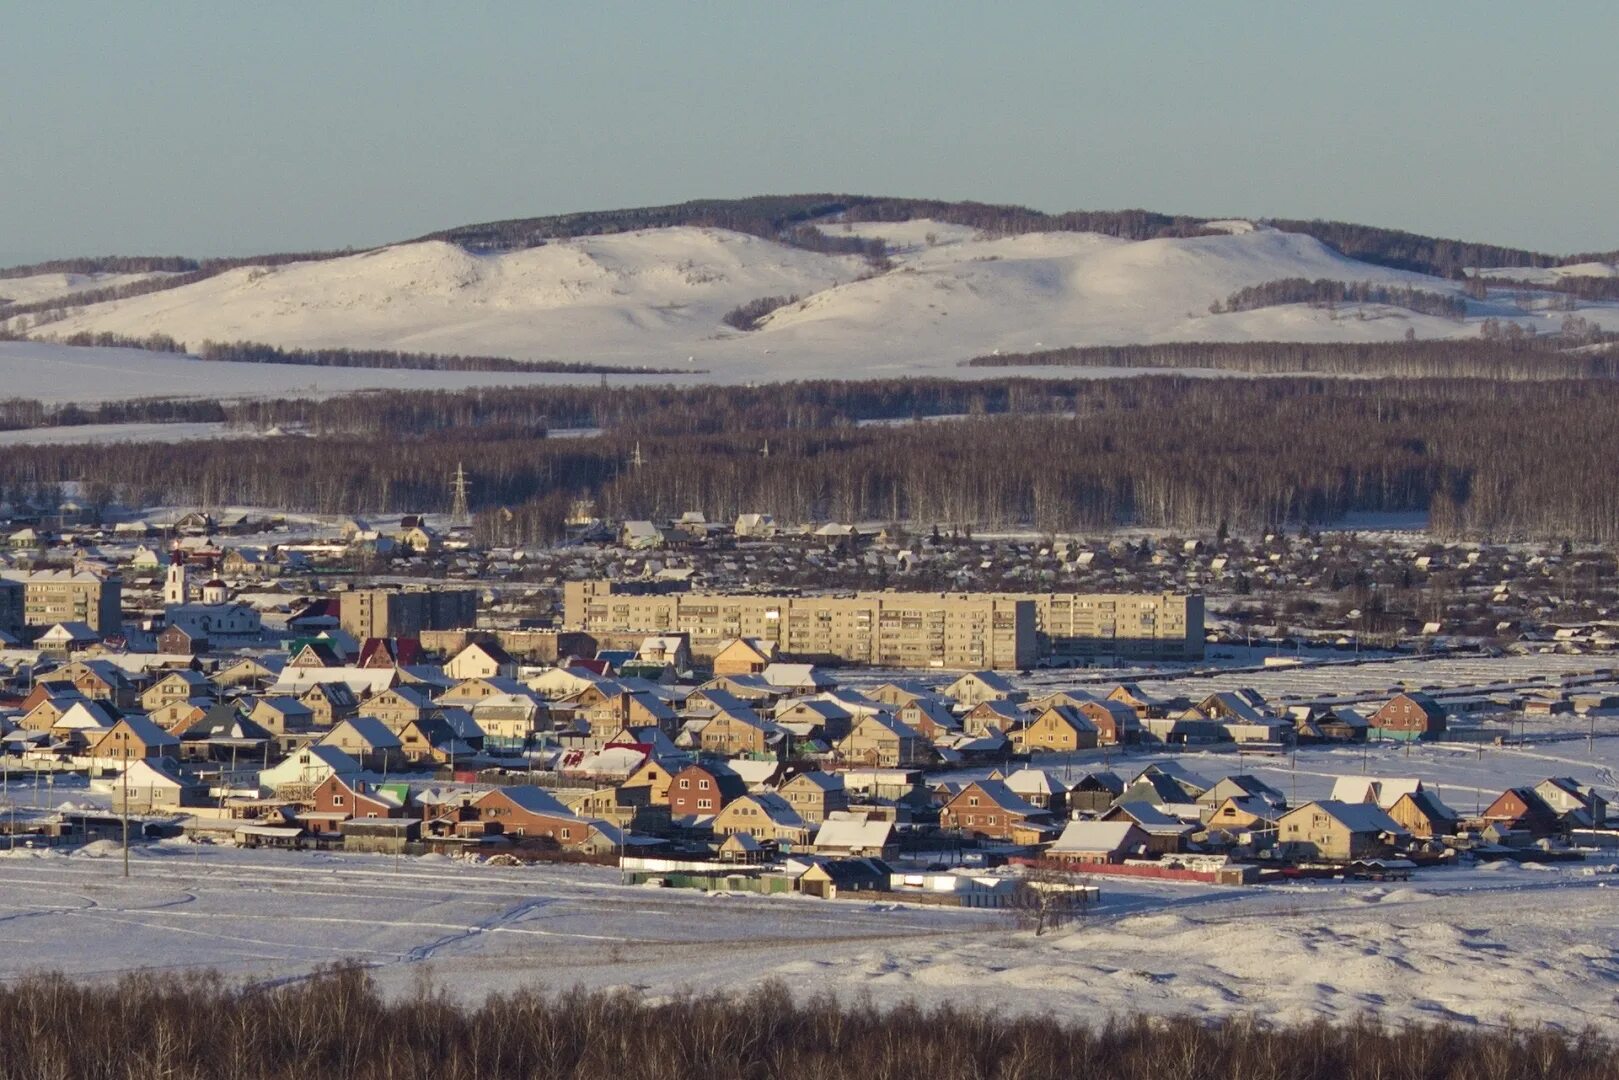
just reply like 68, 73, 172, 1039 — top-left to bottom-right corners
1050, 820, 1138, 854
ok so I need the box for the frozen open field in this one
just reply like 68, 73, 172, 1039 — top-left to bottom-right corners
1, 844, 1616, 1032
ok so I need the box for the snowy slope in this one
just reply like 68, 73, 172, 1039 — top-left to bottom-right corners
1473, 261, 1619, 284
0, 269, 177, 307
16, 221, 1619, 385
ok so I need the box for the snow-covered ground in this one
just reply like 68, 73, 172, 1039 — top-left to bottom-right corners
0, 421, 247, 446
0, 269, 179, 307
11, 223, 1618, 397
1, 843, 1616, 1031
1472, 261, 1618, 284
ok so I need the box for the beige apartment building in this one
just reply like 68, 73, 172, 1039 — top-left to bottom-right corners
565, 582, 1203, 668
1010, 592, 1204, 661
339, 587, 478, 639
565, 581, 1036, 670
1, 569, 123, 634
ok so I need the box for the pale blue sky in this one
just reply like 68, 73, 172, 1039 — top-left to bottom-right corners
3, 2, 1616, 262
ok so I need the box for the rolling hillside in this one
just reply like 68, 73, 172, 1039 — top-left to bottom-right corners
7, 201, 1619, 386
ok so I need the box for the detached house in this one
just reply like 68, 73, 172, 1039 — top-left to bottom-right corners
1047, 820, 1148, 865
668, 762, 748, 818
299, 681, 360, 727
776, 771, 849, 824
943, 671, 1024, 708
364, 686, 435, 732
711, 637, 776, 676
89, 716, 180, 764
1278, 800, 1409, 861
838, 712, 930, 769
444, 641, 518, 681
1369, 692, 1447, 741
470, 786, 621, 853
940, 780, 1050, 841
1017, 704, 1099, 754
710, 792, 811, 847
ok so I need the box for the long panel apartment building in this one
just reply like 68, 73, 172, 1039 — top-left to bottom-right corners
565, 581, 1035, 670
566, 582, 1203, 668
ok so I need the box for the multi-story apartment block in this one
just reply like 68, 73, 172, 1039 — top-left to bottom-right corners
1007, 592, 1205, 660
565, 582, 1203, 668
1, 569, 123, 634
0, 577, 22, 636
338, 587, 478, 639
564, 581, 1036, 670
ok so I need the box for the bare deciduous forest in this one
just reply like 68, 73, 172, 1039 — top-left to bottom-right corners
966, 339, 1619, 379
0, 965, 1613, 1080
1211, 278, 1468, 318
3, 377, 1618, 542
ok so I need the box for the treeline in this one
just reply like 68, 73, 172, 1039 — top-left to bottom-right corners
421, 194, 1616, 278
1263, 217, 1619, 277
5, 329, 690, 376
966, 339, 1619, 379
218, 377, 1109, 437
190, 340, 689, 375
0, 255, 198, 278
1481, 274, 1619, 303
783, 225, 888, 261
10, 377, 1619, 541
0, 396, 230, 433
1213, 278, 1467, 318
420, 193, 1224, 252
721, 295, 800, 331
0, 965, 1612, 1080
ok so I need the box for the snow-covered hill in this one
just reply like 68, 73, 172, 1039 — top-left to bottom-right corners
0, 269, 177, 307
14, 221, 1619, 384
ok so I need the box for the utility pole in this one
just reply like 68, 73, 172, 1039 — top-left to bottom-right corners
121, 747, 131, 879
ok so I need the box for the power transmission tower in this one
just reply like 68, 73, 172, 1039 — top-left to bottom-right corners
449, 462, 471, 524
631, 442, 646, 469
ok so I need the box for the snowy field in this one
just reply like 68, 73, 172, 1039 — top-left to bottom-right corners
10, 222, 1619, 402
2, 843, 1617, 1031
0, 421, 245, 446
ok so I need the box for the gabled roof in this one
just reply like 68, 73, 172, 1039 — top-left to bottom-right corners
107, 714, 180, 748
183, 709, 273, 743
761, 662, 833, 690
1391, 788, 1459, 824
960, 779, 1045, 818
812, 814, 893, 851
322, 716, 402, 750
729, 791, 807, 827
1050, 820, 1139, 854
781, 770, 844, 793
1003, 768, 1066, 797
948, 669, 1018, 692
1289, 799, 1409, 836
1108, 801, 1197, 835
1032, 703, 1097, 734
481, 785, 573, 817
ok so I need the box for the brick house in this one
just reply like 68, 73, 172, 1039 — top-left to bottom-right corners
940, 780, 1049, 841
668, 762, 748, 818
1369, 692, 1447, 741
